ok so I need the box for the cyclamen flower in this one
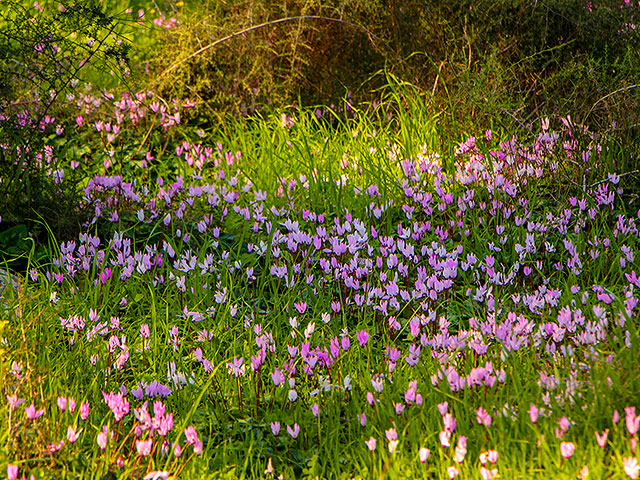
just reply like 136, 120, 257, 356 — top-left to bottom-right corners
356, 330, 369, 347
560, 441, 575, 459
480, 467, 499, 480
624, 457, 640, 479
365, 437, 376, 451
271, 422, 280, 436
67, 425, 83, 444
79, 402, 90, 420
477, 407, 492, 426
419, 447, 430, 463
136, 438, 153, 457
7, 465, 18, 480
595, 429, 609, 448
625, 407, 640, 436
447, 466, 459, 479
287, 423, 300, 439
529, 404, 539, 423
25, 403, 45, 420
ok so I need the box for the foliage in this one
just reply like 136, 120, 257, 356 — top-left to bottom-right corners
0, 0, 133, 234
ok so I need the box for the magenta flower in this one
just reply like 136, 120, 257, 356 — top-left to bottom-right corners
356, 330, 370, 347
560, 441, 575, 459
293, 302, 307, 314
57, 396, 67, 412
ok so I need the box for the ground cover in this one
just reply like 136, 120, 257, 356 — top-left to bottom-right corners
1, 97, 640, 479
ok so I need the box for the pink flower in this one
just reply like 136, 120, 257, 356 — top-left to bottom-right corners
25, 403, 44, 420
624, 457, 639, 479
454, 436, 467, 463
480, 467, 499, 480
365, 436, 377, 451
270, 422, 280, 436
136, 438, 153, 457
447, 466, 459, 479
80, 403, 90, 421
477, 407, 492, 427
529, 404, 539, 423
625, 407, 640, 436
184, 425, 198, 445
357, 330, 370, 347
595, 429, 609, 448
7, 465, 18, 480
440, 430, 451, 448
419, 447, 430, 463
560, 441, 575, 459
7, 394, 25, 411
67, 425, 82, 444
558, 417, 570, 433
57, 396, 67, 412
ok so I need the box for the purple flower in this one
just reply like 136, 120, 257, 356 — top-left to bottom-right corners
271, 422, 280, 436
287, 423, 300, 439
356, 330, 369, 347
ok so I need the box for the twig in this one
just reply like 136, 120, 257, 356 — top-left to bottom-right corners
587, 170, 640, 189
585, 84, 640, 121
153, 16, 394, 84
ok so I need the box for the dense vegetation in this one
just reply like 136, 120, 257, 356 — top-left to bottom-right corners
1, 1, 639, 479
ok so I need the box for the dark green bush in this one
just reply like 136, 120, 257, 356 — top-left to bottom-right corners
144, 0, 639, 140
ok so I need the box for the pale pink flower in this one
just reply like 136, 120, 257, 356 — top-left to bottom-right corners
136, 438, 153, 457
624, 457, 639, 479
529, 404, 539, 423
578, 465, 589, 479
480, 466, 499, 480
447, 466, 459, 479
440, 430, 451, 447
625, 407, 640, 436
25, 403, 44, 420
7, 465, 18, 480
476, 407, 492, 427
419, 447, 430, 463
67, 425, 82, 444
365, 436, 377, 451
595, 429, 609, 448
80, 403, 90, 421
560, 441, 575, 459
